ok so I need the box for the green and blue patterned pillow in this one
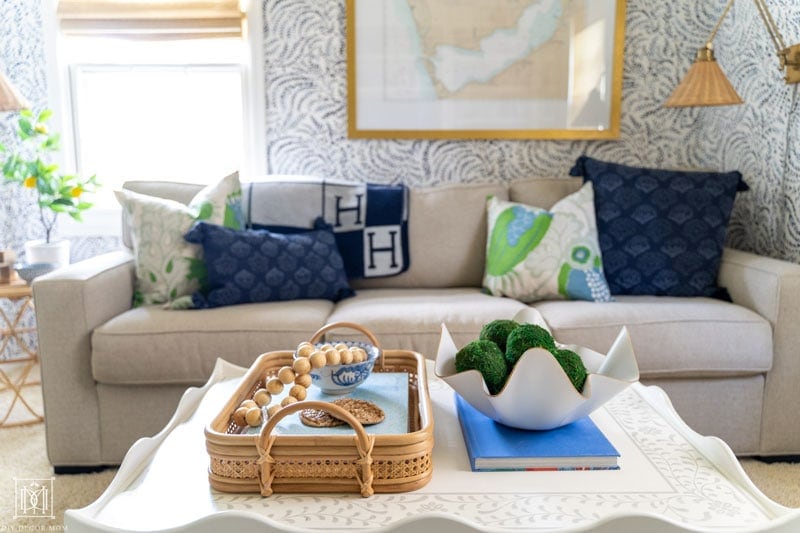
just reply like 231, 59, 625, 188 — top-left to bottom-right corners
184, 219, 353, 308
115, 172, 244, 308
483, 182, 612, 303
569, 156, 748, 297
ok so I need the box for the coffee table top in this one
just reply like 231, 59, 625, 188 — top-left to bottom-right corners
66, 359, 800, 532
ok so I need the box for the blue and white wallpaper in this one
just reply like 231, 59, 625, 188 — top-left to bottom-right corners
1, 0, 799, 264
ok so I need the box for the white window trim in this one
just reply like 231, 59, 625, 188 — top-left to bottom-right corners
40, 0, 266, 238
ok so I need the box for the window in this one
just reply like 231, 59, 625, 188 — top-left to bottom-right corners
42, 0, 265, 236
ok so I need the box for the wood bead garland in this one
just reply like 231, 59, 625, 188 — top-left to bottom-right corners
231, 341, 372, 428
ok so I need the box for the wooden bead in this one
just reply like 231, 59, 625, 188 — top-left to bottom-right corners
340, 348, 354, 364
232, 406, 248, 426
292, 357, 311, 375
289, 384, 307, 401
278, 366, 296, 384
334, 343, 349, 351
296, 343, 314, 357
267, 404, 281, 418
240, 399, 257, 410
253, 389, 271, 407
318, 343, 333, 352
281, 396, 298, 407
309, 351, 326, 369
245, 407, 262, 427
294, 373, 312, 388
325, 349, 341, 366
352, 348, 366, 362
266, 378, 284, 394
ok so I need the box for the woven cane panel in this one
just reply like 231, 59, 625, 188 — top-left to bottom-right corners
212, 458, 259, 480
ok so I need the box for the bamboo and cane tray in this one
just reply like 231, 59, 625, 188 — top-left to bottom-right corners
205, 323, 434, 496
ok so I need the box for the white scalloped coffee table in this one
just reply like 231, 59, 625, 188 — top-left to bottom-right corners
66, 359, 800, 533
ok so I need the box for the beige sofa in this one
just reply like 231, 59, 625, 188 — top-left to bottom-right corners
33, 178, 800, 470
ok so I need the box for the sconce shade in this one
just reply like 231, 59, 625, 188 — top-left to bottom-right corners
0, 72, 28, 112
665, 47, 743, 107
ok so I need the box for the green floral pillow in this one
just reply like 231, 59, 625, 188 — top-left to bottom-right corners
483, 182, 612, 303
115, 172, 244, 308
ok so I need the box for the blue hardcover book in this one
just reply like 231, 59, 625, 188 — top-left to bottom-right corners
455, 393, 620, 471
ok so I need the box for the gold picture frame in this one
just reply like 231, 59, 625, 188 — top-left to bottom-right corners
347, 0, 626, 140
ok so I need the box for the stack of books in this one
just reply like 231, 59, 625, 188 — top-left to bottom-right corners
455, 393, 620, 471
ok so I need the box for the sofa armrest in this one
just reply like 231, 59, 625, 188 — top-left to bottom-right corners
718, 246, 800, 454
32, 250, 135, 467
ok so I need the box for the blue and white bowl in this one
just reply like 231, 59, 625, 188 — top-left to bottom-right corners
14, 262, 59, 284
298, 340, 380, 394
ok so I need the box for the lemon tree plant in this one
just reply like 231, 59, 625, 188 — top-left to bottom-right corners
1, 109, 98, 243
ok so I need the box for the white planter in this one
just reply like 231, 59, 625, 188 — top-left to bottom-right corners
24, 239, 71, 268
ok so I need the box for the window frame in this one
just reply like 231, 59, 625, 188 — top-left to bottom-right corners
40, 0, 266, 237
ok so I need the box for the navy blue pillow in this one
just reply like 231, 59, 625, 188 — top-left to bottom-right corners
569, 156, 748, 297
184, 219, 354, 308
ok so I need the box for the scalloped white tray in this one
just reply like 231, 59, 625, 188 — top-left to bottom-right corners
65, 359, 800, 533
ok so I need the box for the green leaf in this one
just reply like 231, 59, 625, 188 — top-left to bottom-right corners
20, 108, 33, 118
170, 288, 178, 299
195, 201, 213, 221
166, 259, 174, 273
149, 272, 157, 283
486, 207, 552, 276
37, 109, 53, 122
52, 198, 73, 206
68, 211, 83, 222
19, 118, 33, 137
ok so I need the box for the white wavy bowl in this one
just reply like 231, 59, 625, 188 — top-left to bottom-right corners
434, 310, 640, 430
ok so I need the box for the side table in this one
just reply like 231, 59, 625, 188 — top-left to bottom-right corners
0, 278, 43, 427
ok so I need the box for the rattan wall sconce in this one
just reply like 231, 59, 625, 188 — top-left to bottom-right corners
665, 0, 800, 107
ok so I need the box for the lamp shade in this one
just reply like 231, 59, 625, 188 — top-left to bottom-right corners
665, 47, 743, 107
0, 72, 28, 112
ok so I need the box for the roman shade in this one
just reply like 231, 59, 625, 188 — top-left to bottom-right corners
56, 0, 245, 39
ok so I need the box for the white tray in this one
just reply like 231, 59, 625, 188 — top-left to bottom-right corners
65, 359, 800, 533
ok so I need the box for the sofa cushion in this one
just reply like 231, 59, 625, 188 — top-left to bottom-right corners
509, 177, 582, 209
325, 288, 529, 358
533, 296, 772, 377
115, 172, 245, 308
484, 182, 612, 303
92, 300, 334, 385
350, 183, 509, 290
185, 220, 353, 308
569, 156, 748, 297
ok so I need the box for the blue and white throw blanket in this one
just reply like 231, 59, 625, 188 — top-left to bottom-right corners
245, 177, 410, 279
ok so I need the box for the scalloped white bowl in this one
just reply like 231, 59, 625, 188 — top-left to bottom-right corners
434, 309, 640, 430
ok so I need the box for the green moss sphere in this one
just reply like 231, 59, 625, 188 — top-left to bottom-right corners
553, 348, 588, 392
455, 339, 509, 395
479, 319, 519, 353
505, 324, 556, 366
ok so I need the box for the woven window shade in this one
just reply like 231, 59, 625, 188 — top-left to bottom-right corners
57, 0, 244, 39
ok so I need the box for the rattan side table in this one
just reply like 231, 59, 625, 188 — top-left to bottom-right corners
0, 278, 43, 427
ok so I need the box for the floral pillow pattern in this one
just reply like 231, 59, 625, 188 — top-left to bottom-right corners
115, 171, 244, 307
483, 182, 613, 303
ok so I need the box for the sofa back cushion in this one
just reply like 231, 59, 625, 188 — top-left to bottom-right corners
350, 182, 509, 289
121, 178, 586, 289
509, 177, 583, 208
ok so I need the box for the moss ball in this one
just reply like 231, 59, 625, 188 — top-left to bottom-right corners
479, 319, 519, 353
505, 324, 556, 366
552, 348, 588, 392
455, 339, 509, 395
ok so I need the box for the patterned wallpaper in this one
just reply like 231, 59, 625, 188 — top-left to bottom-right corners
1, 0, 799, 263
0, 0, 49, 261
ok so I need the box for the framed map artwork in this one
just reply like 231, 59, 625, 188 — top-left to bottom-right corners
347, 0, 626, 140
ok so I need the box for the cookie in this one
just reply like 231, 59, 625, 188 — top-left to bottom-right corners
299, 398, 386, 427
331, 398, 385, 426
299, 408, 346, 427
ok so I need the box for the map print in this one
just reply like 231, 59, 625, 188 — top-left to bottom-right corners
396, 0, 580, 100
